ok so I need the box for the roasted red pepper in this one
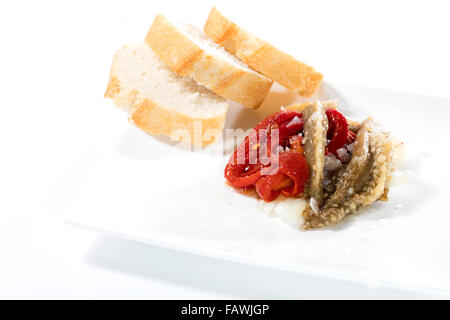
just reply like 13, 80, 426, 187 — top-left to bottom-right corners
325, 109, 349, 155
255, 150, 309, 201
225, 110, 308, 201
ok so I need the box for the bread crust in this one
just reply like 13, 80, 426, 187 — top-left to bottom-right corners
105, 74, 226, 146
146, 14, 272, 109
204, 7, 323, 97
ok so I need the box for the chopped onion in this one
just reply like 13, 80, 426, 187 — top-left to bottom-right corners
324, 154, 342, 171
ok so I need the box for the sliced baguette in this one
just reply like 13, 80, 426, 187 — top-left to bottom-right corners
145, 14, 273, 109
104, 43, 228, 146
204, 7, 323, 97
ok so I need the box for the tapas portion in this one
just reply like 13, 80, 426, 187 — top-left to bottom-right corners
225, 101, 399, 230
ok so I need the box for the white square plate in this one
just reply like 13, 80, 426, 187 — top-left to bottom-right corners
65, 82, 450, 295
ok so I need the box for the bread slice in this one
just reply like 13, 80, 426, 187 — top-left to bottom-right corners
104, 43, 228, 146
204, 7, 323, 97
145, 14, 273, 109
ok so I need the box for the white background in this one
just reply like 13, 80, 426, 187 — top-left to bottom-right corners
0, 0, 449, 299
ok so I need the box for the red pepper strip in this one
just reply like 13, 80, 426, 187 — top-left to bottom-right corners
325, 109, 349, 155
278, 114, 304, 141
224, 161, 264, 189
347, 130, 356, 144
224, 111, 303, 190
255, 151, 309, 202
254, 110, 303, 132
254, 172, 286, 202
224, 133, 263, 188
254, 111, 304, 163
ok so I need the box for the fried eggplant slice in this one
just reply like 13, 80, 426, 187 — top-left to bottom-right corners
301, 102, 328, 223
304, 120, 393, 229
302, 101, 328, 204
323, 119, 372, 207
